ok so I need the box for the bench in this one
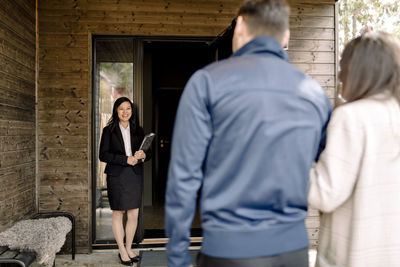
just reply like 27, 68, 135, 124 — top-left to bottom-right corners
0, 211, 75, 267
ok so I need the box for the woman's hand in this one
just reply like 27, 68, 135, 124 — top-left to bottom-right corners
127, 156, 138, 166
134, 150, 146, 161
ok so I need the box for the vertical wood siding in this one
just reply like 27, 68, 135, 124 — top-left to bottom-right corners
38, 0, 336, 250
0, 0, 36, 231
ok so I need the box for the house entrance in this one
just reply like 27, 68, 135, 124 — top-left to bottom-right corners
92, 32, 233, 244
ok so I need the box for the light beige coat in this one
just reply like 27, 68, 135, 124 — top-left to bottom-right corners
308, 93, 400, 267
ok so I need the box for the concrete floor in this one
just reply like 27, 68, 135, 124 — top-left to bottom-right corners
55, 249, 141, 267
55, 248, 317, 267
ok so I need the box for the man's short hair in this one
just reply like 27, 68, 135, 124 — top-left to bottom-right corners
238, 0, 290, 42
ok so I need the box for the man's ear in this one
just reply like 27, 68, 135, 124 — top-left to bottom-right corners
281, 29, 290, 48
233, 16, 252, 52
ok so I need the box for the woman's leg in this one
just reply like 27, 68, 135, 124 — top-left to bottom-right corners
112, 210, 130, 261
125, 208, 139, 258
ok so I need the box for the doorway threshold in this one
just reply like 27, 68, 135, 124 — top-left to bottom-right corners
92, 237, 202, 249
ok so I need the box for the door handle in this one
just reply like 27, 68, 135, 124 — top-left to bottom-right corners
160, 140, 170, 148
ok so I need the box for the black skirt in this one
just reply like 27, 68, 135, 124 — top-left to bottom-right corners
106, 166, 142, 210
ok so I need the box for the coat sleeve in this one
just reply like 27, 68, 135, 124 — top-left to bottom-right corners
99, 126, 128, 166
165, 70, 213, 267
308, 105, 364, 212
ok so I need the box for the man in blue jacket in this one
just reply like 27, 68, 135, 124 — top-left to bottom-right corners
165, 0, 332, 266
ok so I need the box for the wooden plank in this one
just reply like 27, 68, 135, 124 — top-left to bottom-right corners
0, 150, 35, 169
290, 16, 334, 29
293, 63, 335, 75
0, 88, 35, 110
0, 71, 35, 96
37, 122, 88, 136
0, 54, 35, 83
39, 0, 241, 14
288, 51, 334, 64
289, 0, 335, 4
38, 87, 89, 98
39, 47, 87, 60
0, 104, 35, 122
0, 26, 35, 56
312, 75, 335, 87
0, 37, 35, 69
290, 3, 334, 17
10, 0, 36, 22
39, 59, 88, 73
291, 28, 334, 40
288, 40, 334, 52
1, 135, 35, 152
39, 110, 88, 124
39, 159, 88, 169
0, 184, 35, 203
39, 135, 88, 148
38, 99, 88, 110
0, 5, 35, 43
39, 21, 228, 36
39, 34, 89, 48
39, 71, 89, 87
39, 11, 234, 26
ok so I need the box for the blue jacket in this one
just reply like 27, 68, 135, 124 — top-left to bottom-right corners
165, 36, 332, 267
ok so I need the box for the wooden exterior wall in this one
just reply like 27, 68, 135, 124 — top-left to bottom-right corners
0, 0, 36, 231
37, 0, 336, 250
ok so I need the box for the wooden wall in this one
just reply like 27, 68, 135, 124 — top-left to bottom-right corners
37, 0, 336, 250
0, 0, 36, 230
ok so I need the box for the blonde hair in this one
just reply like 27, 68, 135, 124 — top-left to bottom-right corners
340, 31, 400, 104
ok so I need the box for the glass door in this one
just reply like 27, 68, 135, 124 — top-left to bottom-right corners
93, 38, 135, 242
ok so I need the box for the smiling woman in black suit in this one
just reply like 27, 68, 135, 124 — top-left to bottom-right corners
99, 97, 150, 265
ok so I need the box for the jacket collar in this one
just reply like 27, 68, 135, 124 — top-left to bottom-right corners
231, 36, 289, 62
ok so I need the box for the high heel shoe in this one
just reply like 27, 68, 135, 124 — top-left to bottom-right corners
129, 255, 140, 263
118, 253, 133, 266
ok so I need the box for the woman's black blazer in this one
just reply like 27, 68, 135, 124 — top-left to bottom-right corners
99, 124, 151, 176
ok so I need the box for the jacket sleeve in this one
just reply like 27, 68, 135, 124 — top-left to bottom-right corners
308, 105, 364, 212
99, 126, 128, 166
165, 70, 213, 267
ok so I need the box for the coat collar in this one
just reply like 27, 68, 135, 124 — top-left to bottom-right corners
231, 36, 289, 62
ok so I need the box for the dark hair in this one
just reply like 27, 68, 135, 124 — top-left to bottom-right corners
107, 97, 138, 132
238, 0, 290, 42
340, 31, 400, 104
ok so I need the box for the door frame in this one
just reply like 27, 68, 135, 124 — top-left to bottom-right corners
91, 35, 216, 247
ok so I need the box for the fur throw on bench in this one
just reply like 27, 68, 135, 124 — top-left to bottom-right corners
0, 217, 72, 267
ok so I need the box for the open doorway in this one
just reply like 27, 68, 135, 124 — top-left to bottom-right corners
92, 33, 233, 244
142, 41, 216, 237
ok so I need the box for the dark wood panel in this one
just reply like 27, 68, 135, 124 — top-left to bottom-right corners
39, 58, 88, 73
39, 0, 241, 14
0, 4, 35, 42
0, 37, 35, 69
0, 54, 35, 82
0, 104, 35, 122
39, 21, 229, 36
40, 34, 89, 48
0, 88, 35, 109
0, 71, 35, 96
